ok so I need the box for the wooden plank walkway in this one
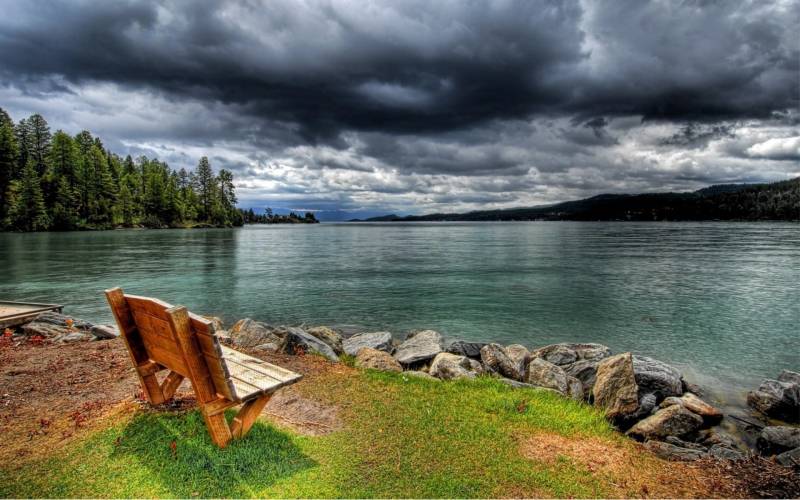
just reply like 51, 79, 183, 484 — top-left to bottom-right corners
0, 301, 64, 329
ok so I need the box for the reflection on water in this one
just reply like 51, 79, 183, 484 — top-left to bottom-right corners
1, 222, 798, 398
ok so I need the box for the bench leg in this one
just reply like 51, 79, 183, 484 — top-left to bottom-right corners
230, 394, 271, 439
159, 371, 185, 401
201, 408, 233, 448
139, 370, 166, 405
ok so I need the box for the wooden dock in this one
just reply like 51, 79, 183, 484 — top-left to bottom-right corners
0, 301, 64, 329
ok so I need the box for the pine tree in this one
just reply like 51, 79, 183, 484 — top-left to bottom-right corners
0, 115, 19, 222
50, 176, 79, 230
14, 118, 31, 180
27, 114, 51, 177
194, 156, 216, 221
7, 159, 50, 231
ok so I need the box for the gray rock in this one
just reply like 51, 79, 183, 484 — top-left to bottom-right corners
229, 319, 287, 350
58, 332, 93, 343
563, 359, 601, 400
342, 331, 393, 356
708, 444, 745, 461
498, 378, 539, 389
665, 435, 707, 451
629, 392, 658, 421
306, 326, 344, 354
505, 344, 531, 375
445, 340, 486, 359
531, 343, 611, 366
33, 311, 93, 330
748, 373, 800, 422
659, 392, 722, 425
355, 347, 402, 372
394, 330, 443, 365
526, 358, 569, 394
632, 355, 683, 401
429, 352, 484, 380
281, 327, 339, 362
90, 324, 119, 340
567, 376, 584, 401
776, 447, 800, 467
480, 343, 523, 381
593, 352, 640, 420
644, 440, 707, 461
626, 405, 704, 441
757, 426, 800, 455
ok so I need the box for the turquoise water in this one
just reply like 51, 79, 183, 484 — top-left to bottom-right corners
1, 222, 798, 398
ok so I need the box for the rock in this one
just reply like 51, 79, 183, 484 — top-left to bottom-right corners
525, 358, 569, 393
306, 326, 344, 354
748, 373, 800, 422
480, 343, 523, 381
505, 344, 531, 374
682, 379, 704, 397
563, 359, 601, 400
697, 429, 741, 450
531, 343, 611, 366
58, 332, 93, 343
626, 405, 704, 441
776, 447, 800, 467
757, 426, 800, 455
404, 370, 439, 381
593, 353, 640, 420
394, 330, 443, 365
229, 319, 286, 350
445, 340, 487, 359
90, 324, 119, 340
342, 331, 393, 356
630, 392, 658, 421
567, 376, 584, 401
665, 436, 707, 451
498, 378, 539, 389
660, 392, 722, 425
21, 312, 94, 339
644, 440, 707, 461
33, 311, 93, 330
281, 327, 339, 362
202, 315, 224, 332
632, 355, 683, 401
429, 352, 484, 380
708, 444, 745, 461
354, 347, 402, 372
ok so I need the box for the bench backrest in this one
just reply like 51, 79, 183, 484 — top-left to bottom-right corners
106, 289, 237, 401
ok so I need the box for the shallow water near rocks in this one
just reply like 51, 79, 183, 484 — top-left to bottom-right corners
1, 221, 798, 405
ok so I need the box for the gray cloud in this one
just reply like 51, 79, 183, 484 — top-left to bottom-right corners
0, 0, 797, 218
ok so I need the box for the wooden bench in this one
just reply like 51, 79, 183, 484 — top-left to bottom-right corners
105, 287, 302, 447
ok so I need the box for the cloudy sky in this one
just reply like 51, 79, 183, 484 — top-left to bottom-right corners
1, 0, 798, 219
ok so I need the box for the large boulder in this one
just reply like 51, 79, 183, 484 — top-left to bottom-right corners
306, 326, 344, 354
342, 331, 393, 356
776, 447, 800, 467
33, 311, 93, 330
592, 353, 640, 420
626, 405, 704, 441
355, 347, 402, 372
21, 312, 94, 339
660, 392, 723, 425
480, 343, 523, 381
445, 340, 487, 359
525, 358, 583, 400
708, 444, 745, 461
281, 327, 339, 362
505, 344, 531, 375
394, 330, 443, 365
563, 359, 601, 400
757, 426, 800, 455
90, 324, 119, 340
229, 318, 286, 350
531, 343, 611, 366
747, 371, 800, 422
644, 440, 707, 461
429, 352, 484, 380
632, 355, 683, 401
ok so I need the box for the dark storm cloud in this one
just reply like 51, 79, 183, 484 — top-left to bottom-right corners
1, 0, 796, 142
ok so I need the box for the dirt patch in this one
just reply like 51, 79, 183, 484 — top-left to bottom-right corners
519, 432, 742, 498
0, 337, 348, 461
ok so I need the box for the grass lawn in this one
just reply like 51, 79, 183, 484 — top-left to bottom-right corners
0, 368, 728, 498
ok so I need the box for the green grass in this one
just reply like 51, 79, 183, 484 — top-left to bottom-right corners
0, 370, 622, 498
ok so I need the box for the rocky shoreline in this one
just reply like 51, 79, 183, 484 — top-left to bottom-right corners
9, 311, 799, 468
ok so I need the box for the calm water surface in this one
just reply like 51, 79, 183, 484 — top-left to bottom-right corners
1, 222, 798, 402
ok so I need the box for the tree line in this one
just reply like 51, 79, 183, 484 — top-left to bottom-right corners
0, 108, 244, 231
240, 207, 318, 224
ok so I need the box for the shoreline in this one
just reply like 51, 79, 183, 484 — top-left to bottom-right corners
10, 310, 799, 466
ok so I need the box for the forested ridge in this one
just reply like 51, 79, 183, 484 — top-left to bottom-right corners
0, 108, 243, 231
356, 177, 800, 222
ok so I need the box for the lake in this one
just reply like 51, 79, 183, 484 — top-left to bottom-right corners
1, 222, 798, 405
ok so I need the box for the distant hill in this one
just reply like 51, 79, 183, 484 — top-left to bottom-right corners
352, 177, 800, 222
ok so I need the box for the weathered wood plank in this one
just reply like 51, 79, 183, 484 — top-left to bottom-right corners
230, 394, 270, 438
